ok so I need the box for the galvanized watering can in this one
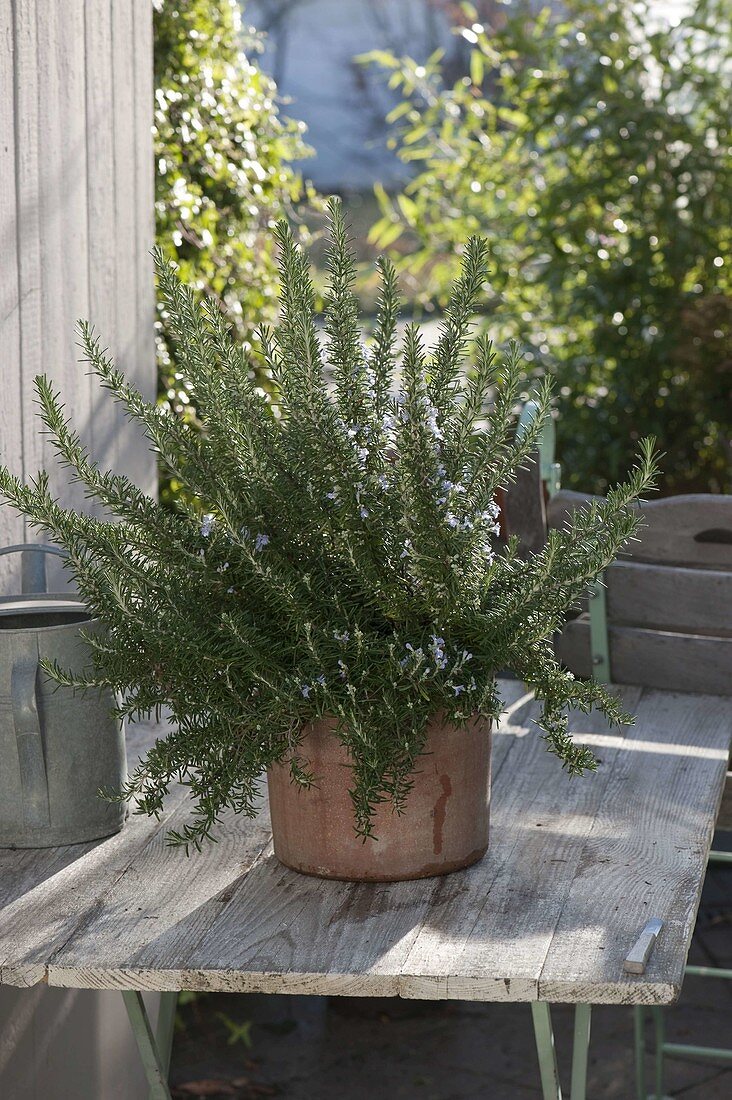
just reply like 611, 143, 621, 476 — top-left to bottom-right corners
0, 544, 126, 848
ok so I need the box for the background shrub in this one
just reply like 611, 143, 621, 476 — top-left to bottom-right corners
154, 0, 316, 497
366, 0, 731, 494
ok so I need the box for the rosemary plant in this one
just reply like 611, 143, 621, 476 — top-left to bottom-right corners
0, 201, 656, 849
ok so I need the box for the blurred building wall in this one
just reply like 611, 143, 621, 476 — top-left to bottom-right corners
247, 0, 458, 190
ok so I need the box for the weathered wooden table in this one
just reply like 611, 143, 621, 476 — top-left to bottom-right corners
1, 679, 729, 1100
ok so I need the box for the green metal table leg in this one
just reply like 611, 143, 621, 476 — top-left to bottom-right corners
531, 1002, 563, 1100
531, 1003, 594, 1100
155, 991, 178, 1084
652, 1005, 665, 1100
122, 990, 173, 1100
634, 1006, 647, 1100
570, 1004, 591, 1100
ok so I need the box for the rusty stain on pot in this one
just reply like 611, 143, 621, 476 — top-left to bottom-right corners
432, 774, 452, 855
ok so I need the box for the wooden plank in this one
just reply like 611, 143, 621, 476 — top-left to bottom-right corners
173, 684, 535, 998
33, 0, 91, 592
557, 617, 732, 696
48, 801, 272, 993
47, 680, 531, 996
178, 847, 436, 998
538, 688, 731, 1003
3, 0, 45, 595
85, 0, 121, 485
49, 685, 634, 1001
0, 0, 156, 589
548, 491, 732, 570
0, 0, 23, 595
49, 685, 652, 1003
132, 0, 155, 412
11, 0, 42, 493
112, 0, 155, 497
604, 560, 732, 636
36, 0, 90, 485
397, 689, 642, 1002
2, 680, 729, 1008
0, 815, 165, 988
633, 495, 732, 570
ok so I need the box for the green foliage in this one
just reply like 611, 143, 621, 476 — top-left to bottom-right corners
154, 0, 315, 487
215, 1013, 254, 1048
0, 201, 657, 850
364, 0, 731, 494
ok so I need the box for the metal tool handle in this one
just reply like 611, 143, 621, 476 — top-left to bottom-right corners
624, 918, 663, 975
11, 653, 51, 828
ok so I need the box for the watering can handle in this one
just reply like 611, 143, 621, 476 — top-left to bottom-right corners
0, 543, 66, 595
11, 653, 51, 828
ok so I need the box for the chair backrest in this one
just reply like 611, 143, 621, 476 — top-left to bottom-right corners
500, 403, 561, 556
547, 491, 732, 695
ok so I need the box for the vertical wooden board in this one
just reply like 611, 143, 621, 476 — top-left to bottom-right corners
0, 1, 23, 594
85, 0, 120, 485
110, 0, 136, 379
131, 0, 156, 497
12, 0, 43, 482
56, 0, 91, 471
33, 0, 84, 484
546, 490, 600, 532
112, 0, 155, 497
3, 0, 44, 594
0, 985, 158, 1100
132, 0, 155, 405
3, 0, 156, 595
33, 0, 90, 590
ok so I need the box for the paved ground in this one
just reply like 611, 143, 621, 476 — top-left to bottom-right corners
170, 846, 731, 1100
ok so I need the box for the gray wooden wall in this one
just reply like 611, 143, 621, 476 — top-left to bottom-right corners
0, 4, 158, 1096
0, 0, 156, 596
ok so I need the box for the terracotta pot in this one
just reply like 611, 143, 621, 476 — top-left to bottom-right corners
267, 714, 491, 882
